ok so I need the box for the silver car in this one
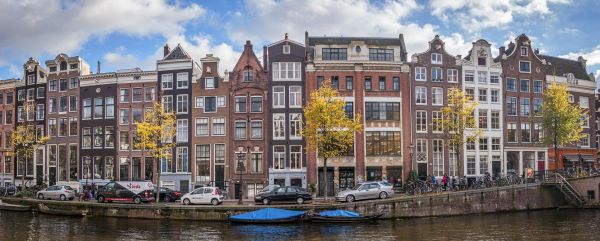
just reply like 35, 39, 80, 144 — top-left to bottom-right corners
336, 181, 394, 202
37, 185, 76, 201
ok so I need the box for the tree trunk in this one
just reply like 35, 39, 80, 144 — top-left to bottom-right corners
155, 157, 160, 203
322, 158, 328, 200
554, 117, 559, 171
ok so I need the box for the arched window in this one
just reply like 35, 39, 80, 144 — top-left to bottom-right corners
243, 67, 253, 82
60, 61, 67, 71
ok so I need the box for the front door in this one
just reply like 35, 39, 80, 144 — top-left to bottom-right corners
234, 183, 240, 200
537, 161, 545, 172
417, 163, 428, 181
318, 167, 334, 197
36, 165, 44, 186
49, 167, 56, 186
492, 161, 501, 178
215, 165, 225, 189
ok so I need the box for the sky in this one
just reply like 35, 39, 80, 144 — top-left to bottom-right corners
0, 0, 599, 85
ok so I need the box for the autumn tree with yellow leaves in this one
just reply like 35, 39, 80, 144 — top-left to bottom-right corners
303, 79, 362, 199
12, 100, 49, 189
434, 87, 480, 177
134, 102, 176, 203
542, 81, 586, 168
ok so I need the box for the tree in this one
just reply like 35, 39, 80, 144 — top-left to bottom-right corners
11, 100, 49, 189
434, 87, 480, 177
303, 79, 362, 199
541, 81, 586, 168
134, 102, 176, 203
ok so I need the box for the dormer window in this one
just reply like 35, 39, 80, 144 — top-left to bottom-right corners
60, 61, 67, 71
520, 47, 528, 56
27, 75, 35, 85
243, 67, 253, 82
205, 77, 215, 89
70, 63, 78, 69
478, 57, 486, 66
431, 53, 442, 64
206, 66, 211, 73
49, 66, 57, 72
283, 45, 290, 54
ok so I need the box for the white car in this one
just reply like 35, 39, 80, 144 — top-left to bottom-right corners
181, 187, 224, 206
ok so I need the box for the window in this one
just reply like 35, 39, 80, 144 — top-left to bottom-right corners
17, 90, 24, 101
431, 68, 442, 82
447, 69, 458, 83
36, 104, 44, 120
427, 87, 442, 105
415, 86, 427, 104
490, 73, 500, 84
176, 95, 188, 114
521, 123, 531, 143
105, 97, 114, 118
346, 76, 353, 90
581, 114, 590, 128
416, 111, 427, 132
58, 118, 67, 137
415, 67, 426, 81
393, 77, 400, 91
196, 145, 210, 181
176, 119, 188, 143
431, 53, 442, 64
176, 72, 189, 89
479, 156, 488, 175
273, 146, 285, 170
580, 134, 590, 147
487, 138, 499, 152
82, 98, 91, 119
366, 131, 401, 156
204, 97, 216, 113
467, 156, 476, 175
519, 61, 531, 73
533, 80, 543, 93
215, 144, 225, 164
69, 96, 77, 112
119, 131, 129, 150
161, 149, 172, 173
431, 139, 443, 176
59, 79, 67, 91
145, 87, 155, 101
161, 74, 173, 90
533, 98, 542, 116
520, 46, 528, 56
491, 111, 500, 129
5, 110, 10, 125
37, 87, 45, 99
48, 97, 56, 113
289, 113, 302, 139
290, 146, 302, 170
69, 117, 77, 136
365, 102, 400, 121
93, 127, 104, 148
345, 102, 354, 119
235, 96, 247, 112
520, 79, 530, 92
27, 89, 34, 101
176, 147, 189, 172
534, 123, 543, 143
378, 76, 386, 90
48, 119, 57, 136
273, 114, 285, 139
283, 44, 290, 54
235, 121, 247, 140
105, 126, 115, 148
69, 78, 78, 89
82, 128, 91, 148
506, 78, 516, 92
250, 96, 263, 112
478, 57, 486, 66
322, 48, 347, 60
465, 88, 474, 100
250, 153, 263, 173
289, 86, 301, 108
93, 98, 103, 119
466, 139, 475, 151
272, 62, 301, 80
365, 77, 372, 91
490, 89, 499, 103
132, 88, 142, 102
369, 48, 394, 61
251, 120, 262, 139
478, 71, 487, 83
205, 77, 215, 89
568, 94, 574, 103
217, 96, 225, 107
212, 117, 225, 136
49, 80, 57, 91
580, 96, 589, 108
273, 86, 285, 108
132, 108, 142, 123
478, 109, 488, 129
479, 137, 488, 151
432, 111, 443, 133
416, 139, 427, 162
507, 97, 517, 116
243, 67, 253, 82
465, 71, 474, 82
507, 123, 517, 143
478, 89, 487, 102
17, 106, 23, 122
119, 109, 129, 125
60, 96, 68, 113
5, 92, 11, 104
520, 98, 530, 116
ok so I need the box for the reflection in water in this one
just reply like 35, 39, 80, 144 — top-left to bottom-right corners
1, 209, 599, 240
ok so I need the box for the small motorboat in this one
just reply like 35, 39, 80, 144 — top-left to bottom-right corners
38, 204, 88, 217
309, 210, 384, 223
0, 203, 30, 212
229, 208, 305, 223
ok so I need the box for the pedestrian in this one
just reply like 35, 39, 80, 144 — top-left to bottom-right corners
442, 173, 448, 191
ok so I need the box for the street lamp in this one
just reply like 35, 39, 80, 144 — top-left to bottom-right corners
409, 143, 414, 179
237, 149, 246, 205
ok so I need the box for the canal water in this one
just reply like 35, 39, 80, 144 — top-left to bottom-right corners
1, 209, 599, 240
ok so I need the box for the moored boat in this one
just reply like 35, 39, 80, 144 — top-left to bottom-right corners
38, 205, 88, 217
309, 210, 383, 223
229, 208, 305, 223
0, 203, 30, 212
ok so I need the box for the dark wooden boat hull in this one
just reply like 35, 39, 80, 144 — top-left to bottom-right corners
38, 206, 87, 217
0, 203, 30, 212
309, 213, 384, 223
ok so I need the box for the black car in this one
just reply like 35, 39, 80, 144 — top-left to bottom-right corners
254, 186, 312, 205
157, 187, 181, 202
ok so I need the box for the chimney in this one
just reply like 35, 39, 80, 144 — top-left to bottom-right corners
224, 70, 229, 82
534, 48, 540, 55
97, 61, 101, 74
508, 42, 515, 51
244, 40, 252, 51
578, 56, 587, 70
263, 46, 268, 71
499, 46, 505, 55
285, 33, 288, 40
163, 44, 170, 57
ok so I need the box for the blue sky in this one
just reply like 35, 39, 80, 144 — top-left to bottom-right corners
0, 0, 599, 83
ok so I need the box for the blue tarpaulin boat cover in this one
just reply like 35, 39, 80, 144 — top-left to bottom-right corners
318, 210, 361, 217
229, 208, 305, 221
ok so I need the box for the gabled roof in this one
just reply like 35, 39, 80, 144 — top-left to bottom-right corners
163, 44, 192, 61
539, 55, 592, 81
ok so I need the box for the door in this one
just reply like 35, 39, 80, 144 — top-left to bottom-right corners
215, 165, 225, 189
234, 184, 240, 200
537, 161, 545, 172
36, 165, 44, 186
318, 167, 334, 197
492, 161, 501, 178
49, 167, 57, 186
386, 166, 402, 190
418, 163, 428, 181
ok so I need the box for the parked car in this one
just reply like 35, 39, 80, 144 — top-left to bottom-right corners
96, 181, 155, 204
36, 185, 76, 201
255, 186, 312, 205
181, 187, 224, 206
157, 187, 181, 202
336, 181, 394, 203
0, 185, 16, 196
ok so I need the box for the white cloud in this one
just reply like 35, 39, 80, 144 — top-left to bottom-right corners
0, 0, 204, 68
429, 0, 572, 33
559, 45, 600, 66
225, 0, 472, 61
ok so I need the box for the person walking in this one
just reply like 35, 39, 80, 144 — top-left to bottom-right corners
442, 173, 448, 191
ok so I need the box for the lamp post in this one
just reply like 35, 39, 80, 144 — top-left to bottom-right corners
409, 143, 414, 180
237, 150, 246, 205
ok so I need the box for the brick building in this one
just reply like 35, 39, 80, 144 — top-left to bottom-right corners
305, 33, 409, 196
0, 80, 16, 187
409, 35, 461, 179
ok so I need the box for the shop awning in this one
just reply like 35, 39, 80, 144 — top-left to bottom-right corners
563, 155, 595, 162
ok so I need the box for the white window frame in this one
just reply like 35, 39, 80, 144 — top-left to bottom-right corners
273, 86, 285, 108
176, 72, 189, 89
273, 114, 286, 140
431, 53, 442, 64
447, 69, 458, 83
289, 86, 302, 108
415, 86, 427, 105
432, 87, 443, 106
161, 74, 173, 90
415, 67, 426, 81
